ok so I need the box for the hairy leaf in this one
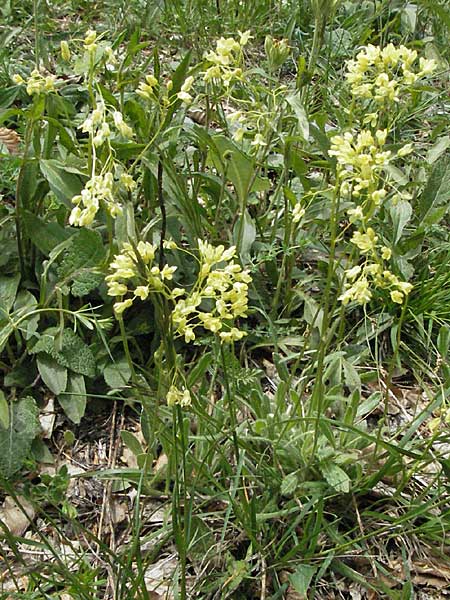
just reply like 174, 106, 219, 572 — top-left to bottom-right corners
0, 396, 40, 478
30, 328, 96, 378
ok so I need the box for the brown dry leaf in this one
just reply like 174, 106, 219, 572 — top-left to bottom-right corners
154, 452, 168, 475
121, 445, 138, 468
0, 575, 29, 595
144, 554, 178, 598
0, 127, 20, 155
0, 496, 36, 537
107, 497, 128, 526
39, 397, 56, 438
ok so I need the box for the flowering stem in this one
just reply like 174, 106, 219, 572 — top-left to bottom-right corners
220, 343, 240, 468
308, 183, 340, 461
157, 158, 166, 270
172, 406, 188, 599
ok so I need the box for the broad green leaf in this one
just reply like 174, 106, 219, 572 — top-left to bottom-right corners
104, 357, 132, 389
418, 158, 450, 229
14, 290, 39, 339
427, 136, 450, 165
0, 320, 15, 354
289, 564, 317, 596
17, 159, 39, 210
58, 372, 86, 424
356, 391, 382, 419
281, 472, 298, 496
342, 358, 361, 390
57, 229, 105, 287
40, 158, 84, 206
37, 354, 68, 396
0, 396, 40, 478
0, 390, 9, 429
233, 210, 256, 261
437, 326, 450, 358
120, 430, 143, 457
208, 134, 270, 204
385, 164, 408, 186
23, 211, 72, 256
162, 50, 192, 128
30, 328, 96, 378
390, 199, 412, 245
286, 93, 309, 140
187, 352, 213, 387
0, 273, 20, 316
320, 461, 350, 493
0, 86, 19, 109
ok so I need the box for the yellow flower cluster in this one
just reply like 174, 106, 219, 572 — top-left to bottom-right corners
172, 240, 251, 343
166, 384, 191, 408
203, 31, 251, 86
106, 240, 251, 343
330, 129, 392, 198
69, 172, 122, 227
106, 241, 178, 314
136, 74, 159, 101
346, 43, 436, 103
339, 227, 413, 305
80, 101, 134, 146
330, 128, 414, 221
13, 69, 56, 96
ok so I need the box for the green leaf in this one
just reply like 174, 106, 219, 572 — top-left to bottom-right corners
23, 211, 72, 256
390, 200, 412, 245
288, 564, 317, 596
0, 396, 40, 478
58, 372, 86, 424
281, 472, 298, 496
0, 320, 14, 354
71, 271, 104, 297
320, 461, 351, 493
120, 430, 143, 457
342, 358, 361, 390
426, 136, 450, 165
162, 50, 192, 127
0, 273, 20, 317
385, 164, 408, 186
233, 209, 256, 261
418, 158, 450, 229
30, 328, 96, 378
0, 390, 9, 429
57, 229, 105, 279
286, 92, 309, 140
37, 354, 68, 396
208, 134, 270, 204
104, 357, 132, 389
39, 158, 84, 206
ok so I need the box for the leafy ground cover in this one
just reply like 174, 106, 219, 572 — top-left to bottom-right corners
0, 0, 449, 598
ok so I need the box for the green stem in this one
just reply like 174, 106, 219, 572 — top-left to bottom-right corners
308, 184, 340, 463
33, 0, 40, 67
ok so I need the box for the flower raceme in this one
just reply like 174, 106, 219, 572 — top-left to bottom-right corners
345, 43, 436, 104
338, 228, 413, 306
106, 240, 251, 343
203, 31, 251, 86
329, 128, 412, 203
